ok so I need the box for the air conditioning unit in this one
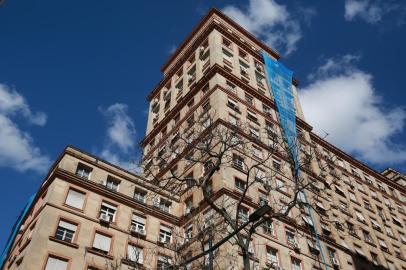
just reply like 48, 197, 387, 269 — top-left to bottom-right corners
130, 225, 145, 235
99, 213, 111, 223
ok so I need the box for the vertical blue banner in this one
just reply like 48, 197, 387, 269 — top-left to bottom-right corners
0, 194, 35, 269
261, 51, 299, 173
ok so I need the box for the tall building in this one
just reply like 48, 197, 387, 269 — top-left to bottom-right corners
1, 8, 405, 270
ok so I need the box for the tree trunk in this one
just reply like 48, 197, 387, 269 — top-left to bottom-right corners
242, 249, 251, 270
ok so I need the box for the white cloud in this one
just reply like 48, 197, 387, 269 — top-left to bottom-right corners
99, 103, 139, 171
0, 84, 50, 173
344, 0, 400, 24
299, 55, 406, 166
223, 0, 312, 55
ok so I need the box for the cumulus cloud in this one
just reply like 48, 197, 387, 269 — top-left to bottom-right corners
0, 84, 50, 172
98, 103, 139, 171
223, 0, 314, 55
299, 55, 406, 166
344, 0, 402, 24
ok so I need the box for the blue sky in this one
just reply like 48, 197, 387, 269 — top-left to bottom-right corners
1, 0, 406, 249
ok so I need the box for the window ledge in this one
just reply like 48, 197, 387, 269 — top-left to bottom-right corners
86, 247, 114, 260
49, 236, 79, 249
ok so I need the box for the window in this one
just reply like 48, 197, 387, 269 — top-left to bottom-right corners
222, 37, 232, 49
394, 245, 402, 258
385, 225, 394, 237
255, 168, 266, 180
159, 225, 172, 243
44, 256, 68, 270
159, 198, 171, 213
370, 218, 381, 231
377, 207, 386, 220
273, 160, 281, 171
286, 230, 297, 246
276, 179, 286, 191
227, 97, 239, 111
349, 191, 357, 202
400, 232, 406, 244
185, 198, 193, 215
92, 232, 112, 254
100, 202, 117, 222
291, 257, 302, 270
105, 176, 120, 192
378, 238, 388, 251
363, 200, 372, 211
65, 189, 85, 209
55, 219, 77, 243
240, 61, 249, 76
327, 248, 339, 266
175, 80, 183, 95
259, 194, 268, 206
362, 230, 373, 243
355, 210, 365, 223
127, 244, 143, 264
238, 207, 249, 221
370, 190, 378, 200
229, 114, 239, 126
233, 154, 244, 170
157, 255, 172, 269
131, 214, 146, 234
133, 189, 147, 203
370, 252, 380, 265
222, 48, 233, 64
226, 81, 236, 93
392, 216, 403, 227
262, 220, 274, 235
247, 110, 258, 122
357, 182, 365, 192
184, 224, 193, 242
347, 222, 356, 235
253, 145, 262, 159
267, 248, 279, 265
250, 127, 260, 139
235, 178, 246, 191
76, 163, 92, 180
245, 94, 254, 105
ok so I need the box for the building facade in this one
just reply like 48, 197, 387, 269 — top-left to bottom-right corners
2, 8, 406, 270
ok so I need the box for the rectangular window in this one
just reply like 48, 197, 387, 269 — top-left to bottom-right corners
105, 176, 120, 192
185, 197, 193, 215
267, 248, 278, 265
44, 256, 68, 270
159, 198, 171, 213
65, 189, 85, 209
127, 244, 143, 264
133, 189, 147, 203
226, 81, 237, 93
247, 110, 258, 122
100, 202, 117, 222
55, 219, 77, 243
273, 160, 281, 171
93, 232, 112, 254
286, 230, 297, 246
222, 48, 233, 64
227, 97, 239, 111
184, 224, 193, 241
378, 238, 388, 251
159, 225, 172, 243
363, 230, 373, 243
131, 214, 146, 235
276, 179, 286, 191
253, 145, 262, 159
291, 257, 302, 270
245, 94, 254, 105
238, 207, 249, 221
229, 114, 239, 126
263, 220, 274, 235
355, 210, 365, 223
235, 178, 246, 191
233, 154, 245, 170
75, 163, 92, 180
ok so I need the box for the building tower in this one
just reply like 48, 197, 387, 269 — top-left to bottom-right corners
1, 8, 405, 270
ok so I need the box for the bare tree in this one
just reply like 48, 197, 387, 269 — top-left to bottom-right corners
141, 106, 342, 270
